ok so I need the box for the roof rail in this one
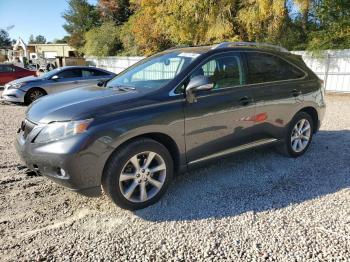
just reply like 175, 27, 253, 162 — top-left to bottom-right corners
212, 42, 289, 53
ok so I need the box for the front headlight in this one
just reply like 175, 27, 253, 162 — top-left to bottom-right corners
34, 119, 93, 143
8, 82, 27, 89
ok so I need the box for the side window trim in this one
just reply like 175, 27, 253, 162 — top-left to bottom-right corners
243, 51, 308, 85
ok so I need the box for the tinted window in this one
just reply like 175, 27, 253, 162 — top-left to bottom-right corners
58, 69, 82, 78
246, 52, 305, 84
0, 65, 14, 73
190, 54, 243, 89
82, 69, 109, 77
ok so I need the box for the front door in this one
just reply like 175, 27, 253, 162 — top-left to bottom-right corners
46, 68, 83, 94
184, 52, 256, 163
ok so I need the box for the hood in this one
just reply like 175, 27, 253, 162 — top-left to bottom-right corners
26, 85, 145, 124
8, 75, 41, 85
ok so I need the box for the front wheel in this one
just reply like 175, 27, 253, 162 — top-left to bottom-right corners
277, 111, 314, 157
102, 138, 174, 210
24, 88, 46, 105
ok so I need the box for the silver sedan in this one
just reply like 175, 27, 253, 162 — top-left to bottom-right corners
1, 66, 116, 104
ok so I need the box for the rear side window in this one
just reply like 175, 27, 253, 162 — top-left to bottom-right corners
58, 69, 82, 78
246, 52, 305, 84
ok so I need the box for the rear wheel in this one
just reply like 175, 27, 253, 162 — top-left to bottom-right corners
25, 88, 46, 104
102, 138, 174, 210
277, 111, 314, 157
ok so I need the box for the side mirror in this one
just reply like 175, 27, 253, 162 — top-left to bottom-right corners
186, 75, 214, 103
97, 80, 106, 87
51, 75, 59, 80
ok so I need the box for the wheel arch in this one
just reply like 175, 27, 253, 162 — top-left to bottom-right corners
24, 87, 47, 104
102, 132, 181, 181
298, 106, 319, 133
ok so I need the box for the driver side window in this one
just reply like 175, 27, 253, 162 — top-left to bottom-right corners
58, 69, 82, 79
191, 54, 244, 89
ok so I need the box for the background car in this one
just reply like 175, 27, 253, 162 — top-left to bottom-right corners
1, 66, 116, 104
0, 64, 36, 86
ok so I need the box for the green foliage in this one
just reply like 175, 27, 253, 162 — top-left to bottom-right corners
0, 29, 11, 47
63, 0, 101, 51
307, 0, 350, 50
53, 36, 70, 44
28, 34, 46, 44
84, 22, 122, 56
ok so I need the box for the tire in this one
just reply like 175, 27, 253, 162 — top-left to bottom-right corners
24, 88, 46, 105
102, 138, 174, 210
277, 111, 314, 158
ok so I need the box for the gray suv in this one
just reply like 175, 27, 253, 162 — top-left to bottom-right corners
15, 42, 326, 210
2, 66, 115, 104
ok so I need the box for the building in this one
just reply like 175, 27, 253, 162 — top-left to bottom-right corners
12, 38, 77, 62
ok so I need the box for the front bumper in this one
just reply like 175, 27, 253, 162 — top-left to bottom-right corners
14, 127, 107, 197
1, 87, 26, 103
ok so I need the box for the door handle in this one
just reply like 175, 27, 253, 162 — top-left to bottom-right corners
291, 89, 301, 97
239, 96, 252, 106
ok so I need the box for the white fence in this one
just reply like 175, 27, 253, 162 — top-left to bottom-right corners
292, 50, 350, 93
86, 49, 350, 93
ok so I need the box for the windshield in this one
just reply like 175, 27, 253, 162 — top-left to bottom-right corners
106, 51, 200, 90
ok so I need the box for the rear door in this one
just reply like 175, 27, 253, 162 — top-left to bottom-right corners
184, 52, 256, 163
243, 51, 307, 140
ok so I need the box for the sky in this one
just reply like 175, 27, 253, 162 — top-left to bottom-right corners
0, 0, 97, 43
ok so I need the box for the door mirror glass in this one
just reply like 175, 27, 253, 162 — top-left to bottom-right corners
186, 75, 213, 103
51, 75, 59, 80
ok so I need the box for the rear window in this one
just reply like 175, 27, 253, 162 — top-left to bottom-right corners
246, 52, 305, 84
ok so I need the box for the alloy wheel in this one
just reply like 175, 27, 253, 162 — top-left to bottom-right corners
29, 90, 44, 101
290, 118, 311, 153
119, 151, 167, 203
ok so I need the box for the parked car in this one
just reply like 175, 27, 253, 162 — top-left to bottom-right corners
15, 42, 326, 210
1, 66, 116, 104
0, 64, 36, 86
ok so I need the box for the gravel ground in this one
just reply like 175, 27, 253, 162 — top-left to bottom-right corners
0, 94, 349, 261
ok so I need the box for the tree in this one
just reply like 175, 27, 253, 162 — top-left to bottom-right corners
53, 36, 70, 44
28, 34, 46, 44
63, 0, 101, 51
98, 0, 132, 25
308, 0, 350, 50
84, 22, 122, 56
0, 29, 11, 47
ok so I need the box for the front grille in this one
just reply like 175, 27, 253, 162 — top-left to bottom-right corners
21, 119, 37, 139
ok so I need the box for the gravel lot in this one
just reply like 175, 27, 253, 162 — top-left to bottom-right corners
0, 94, 349, 261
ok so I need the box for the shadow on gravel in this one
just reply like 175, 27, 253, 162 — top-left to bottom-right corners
136, 130, 350, 222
